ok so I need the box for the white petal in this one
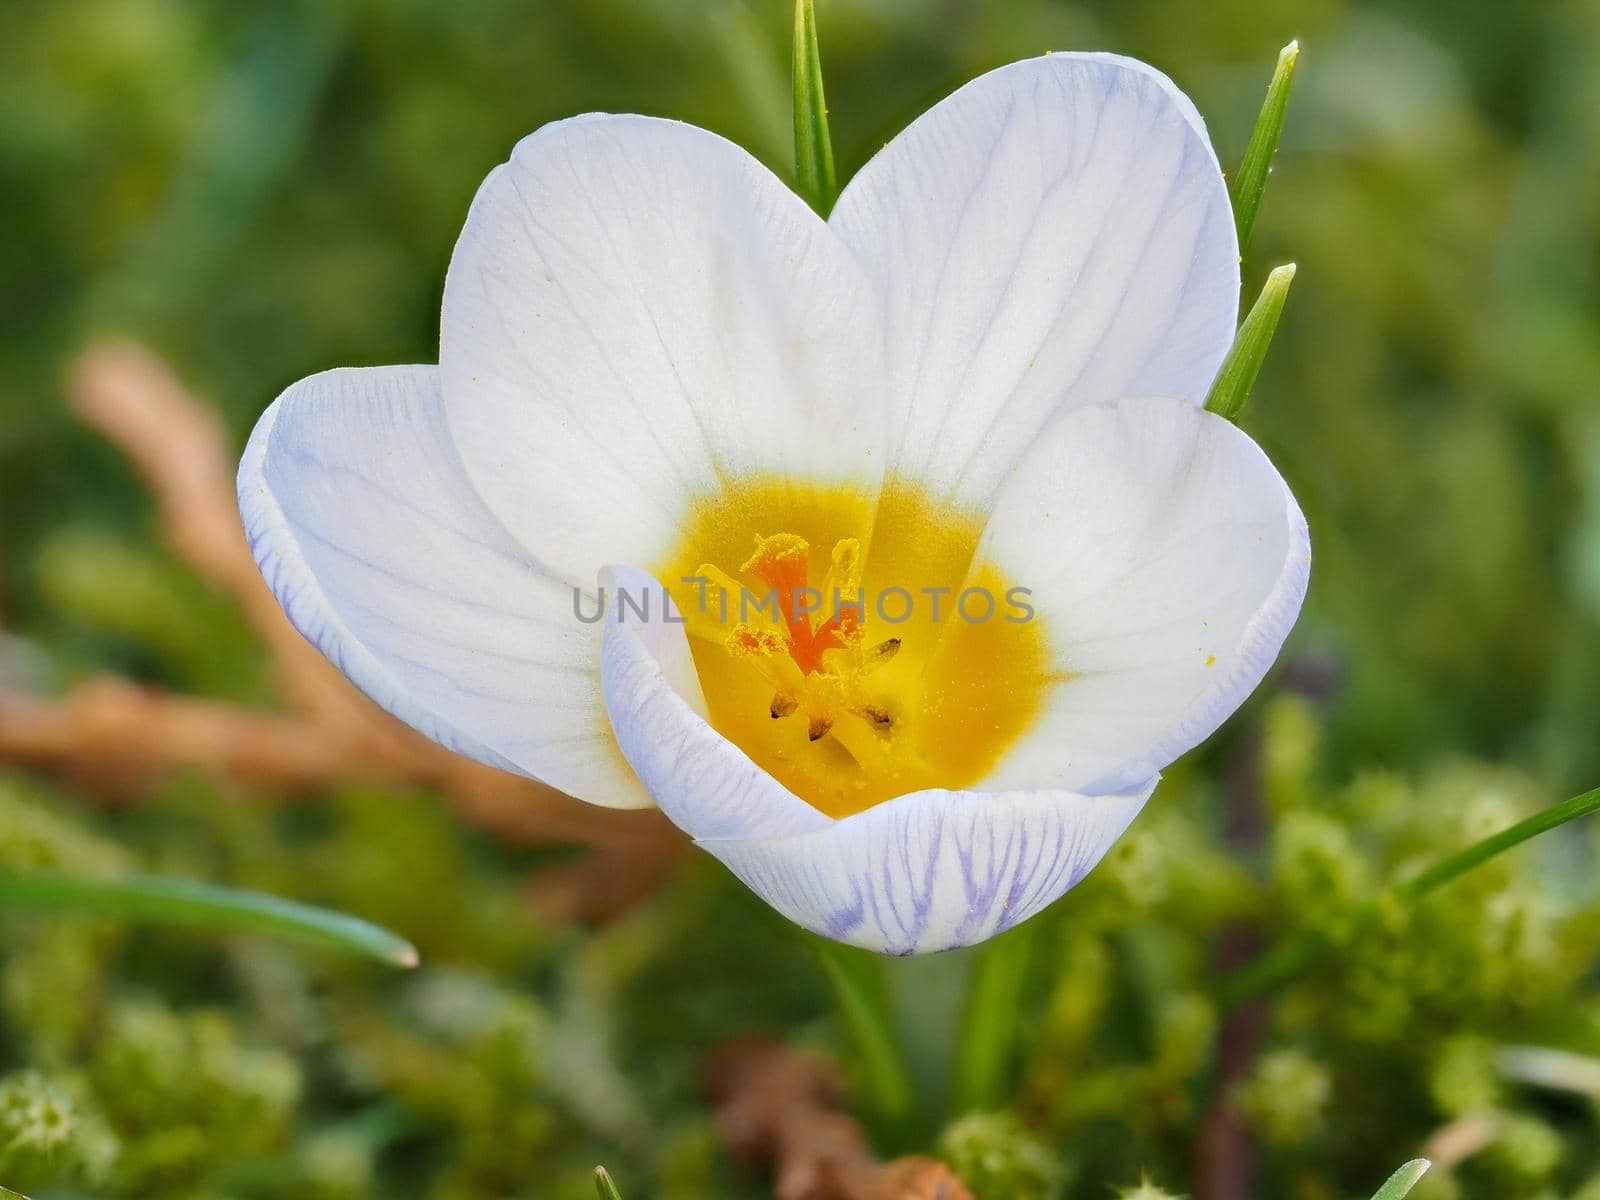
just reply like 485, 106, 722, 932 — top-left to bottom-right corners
596, 563, 1152, 953
705, 782, 1154, 954
239, 365, 650, 807
829, 53, 1239, 508
598, 565, 828, 840
973, 395, 1310, 796
440, 115, 884, 579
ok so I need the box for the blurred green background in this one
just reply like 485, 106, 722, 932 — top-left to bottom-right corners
2, 1, 1599, 1197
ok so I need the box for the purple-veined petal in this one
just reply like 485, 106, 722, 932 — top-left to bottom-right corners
597, 562, 1154, 952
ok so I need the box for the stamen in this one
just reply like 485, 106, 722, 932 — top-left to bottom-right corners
713, 530, 902, 768
825, 709, 892, 767
657, 478, 1046, 818
820, 538, 862, 605
817, 538, 865, 646
693, 563, 746, 616
726, 623, 806, 693
855, 703, 893, 729
860, 637, 901, 674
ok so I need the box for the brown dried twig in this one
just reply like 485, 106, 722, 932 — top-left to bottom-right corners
708, 1037, 973, 1200
0, 341, 679, 920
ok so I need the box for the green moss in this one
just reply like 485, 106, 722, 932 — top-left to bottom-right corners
0, 1069, 116, 1190
0, 775, 125, 872
1234, 1048, 1333, 1148
938, 1112, 1069, 1200
2, 1, 1600, 1196
91, 1002, 301, 1188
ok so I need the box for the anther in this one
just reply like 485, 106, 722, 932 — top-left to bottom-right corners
726, 623, 806, 692
808, 714, 834, 742
857, 703, 893, 729
770, 692, 799, 719
862, 637, 901, 673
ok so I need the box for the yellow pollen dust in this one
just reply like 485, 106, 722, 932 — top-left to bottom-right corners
656, 478, 1052, 819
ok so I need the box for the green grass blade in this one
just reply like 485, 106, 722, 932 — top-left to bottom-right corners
1204, 263, 1297, 421
1370, 1159, 1432, 1200
593, 1165, 624, 1200
1231, 40, 1301, 256
807, 934, 919, 1141
949, 920, 1038, 1115
0, 869, 418, 968
1221, 785, 1600, 1006
792, 0, 838, 215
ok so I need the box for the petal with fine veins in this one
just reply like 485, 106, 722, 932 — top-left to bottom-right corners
968, 395, 1310, 796
705, 783, 1153, 954
440, 114, 884, 581
239, 365, 649, 807
830, 53, 1239, 509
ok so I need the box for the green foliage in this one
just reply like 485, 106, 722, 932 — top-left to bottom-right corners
1, 0, 1599, 1197
938, 1112, 1068, 1200
1004, 705, 1600, 1197
1204, 263, 1297, 422
593, 1164, 624, 1200
0, 1069, 110, 1191
0, 777, 125, 873
1234, 1047, 1332, 1147
1231, 41, 1301, 257
1371, 1160, 1432, 1200
791, 0, 837, 215
951, 922, 1039, 1116
0, 681, 1597, 1200
92, 1002, 301, 1188
1116, 1179, 1183, 1200
33, 528, 266, 700
0, 869, 419, 966
806, 933, 920, 1144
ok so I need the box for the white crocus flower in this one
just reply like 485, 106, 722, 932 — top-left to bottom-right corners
240, 53, 1309, 954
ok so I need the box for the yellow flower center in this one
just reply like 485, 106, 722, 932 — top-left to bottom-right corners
655, 478, 1052, 818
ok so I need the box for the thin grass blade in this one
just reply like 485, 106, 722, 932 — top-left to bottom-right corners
1231, 40, 1301, 256
1370, 1159, 1432, 1200
1204, 263, 1297, 421
949, 920, 1038, 1115
807, 934, 919, 1142
0, 869, 418, 968
792, 0, 838, 215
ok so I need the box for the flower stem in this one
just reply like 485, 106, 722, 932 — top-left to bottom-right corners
1231, 40, 1300, 258
949, 920, 1038, 1115
1219, 784, 1600, 1007
0, 868, 418, 967
792, 0, 838, 216
806, 934, 920, 1144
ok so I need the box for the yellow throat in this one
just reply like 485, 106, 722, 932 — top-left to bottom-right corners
655, 477, 1052, 818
